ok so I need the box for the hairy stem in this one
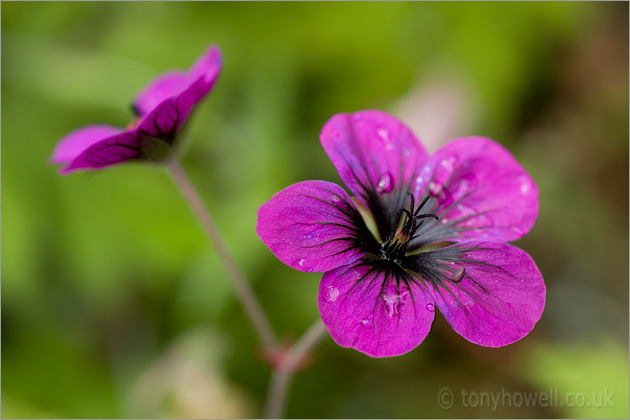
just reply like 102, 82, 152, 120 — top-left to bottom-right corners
168, 161, 278, 352
263, 319, 328, 419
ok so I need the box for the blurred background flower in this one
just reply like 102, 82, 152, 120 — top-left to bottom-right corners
2, 2, 627, 418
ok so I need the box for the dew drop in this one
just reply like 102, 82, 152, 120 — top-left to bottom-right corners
378, 174, 393, 193
412, 176, 424, 194
376, 127, 391, 141
426, 303, 435, 312
382, 294, 397, 318
520, 183, 530, 194
376, 128, 393, 151
440, 158, 456, 172
326, 286, 339, 302
298, 258, 306, 267
429, 182, 441, 196
452, 177, 470, 196
360, 318, 374, 329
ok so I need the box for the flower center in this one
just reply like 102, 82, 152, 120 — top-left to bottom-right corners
379, 193, 438, 263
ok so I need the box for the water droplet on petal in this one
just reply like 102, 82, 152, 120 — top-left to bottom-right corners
298, 258, 305, 267
360, 318, 374, 329
382, 290, 409, 318
520, 183, 530, 194
429, 182, 441, 196
376, 127, 390, 140
412, 176, 424, 194
378, 174, 393, 193
452, 177, 470, 196
383, 296, 396, 317
426, 303, 435, 312
326, 286, 339, 302
511, 226, 524, 236
376, 127, 394, 151
440, 158, 456, 172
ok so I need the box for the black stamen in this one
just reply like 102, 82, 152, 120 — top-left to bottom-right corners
414, 195, 430, 216
407, 192, 416, 214
400, 208, 413, 219
380, 194, 440, 263
416, 213, 439, 221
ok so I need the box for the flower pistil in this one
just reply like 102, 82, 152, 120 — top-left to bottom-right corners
379, 193, 438, 264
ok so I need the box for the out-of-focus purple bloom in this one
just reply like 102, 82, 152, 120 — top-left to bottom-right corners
257, 110, 545, 357
51, 46, 222, 174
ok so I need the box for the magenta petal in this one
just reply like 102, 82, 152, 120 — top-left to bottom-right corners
189, 45, 223, 95
136, 48, 221, 143
320, 110, 429, 205
416, 137, 539, 242
256, 180, 370, 272
60, 131, 141, 174
425, 242, 545, 347
136, 97, 190, 142
132, 71, 189, 116
318, 261, 435, 357
51, 125, 123, 164
133, 45, 222, 116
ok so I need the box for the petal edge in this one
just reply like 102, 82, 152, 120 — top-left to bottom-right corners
407, 241, 546, 347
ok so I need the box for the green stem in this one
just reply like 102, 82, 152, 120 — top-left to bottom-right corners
167, 161, 278, 352
263, 319, 328, 419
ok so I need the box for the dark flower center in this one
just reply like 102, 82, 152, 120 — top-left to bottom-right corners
379, 193, 438, 264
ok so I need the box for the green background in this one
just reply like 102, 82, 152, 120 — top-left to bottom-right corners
2, 2, 628, 418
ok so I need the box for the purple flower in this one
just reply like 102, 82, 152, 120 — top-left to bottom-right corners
51, 45, 222, 174
257, 110, 545, 358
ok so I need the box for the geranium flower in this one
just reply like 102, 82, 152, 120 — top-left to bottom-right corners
51, 45, 222, 174
257, 110, 545, 357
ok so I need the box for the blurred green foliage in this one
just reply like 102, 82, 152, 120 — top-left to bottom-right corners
2, 2, 628, 418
